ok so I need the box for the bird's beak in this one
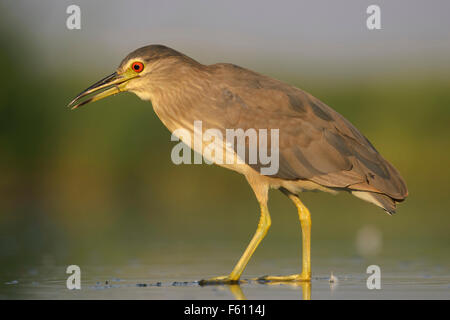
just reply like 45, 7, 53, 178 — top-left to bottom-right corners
68, 71, 138, 110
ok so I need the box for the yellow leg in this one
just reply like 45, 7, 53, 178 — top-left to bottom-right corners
259, 192, 311, 282
199, 202, 271, 285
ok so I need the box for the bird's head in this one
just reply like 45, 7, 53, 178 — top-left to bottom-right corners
68, 45, 197, 109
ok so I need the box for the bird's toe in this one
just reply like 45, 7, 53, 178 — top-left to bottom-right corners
256, 273, 311, 283
198, 275, 240, 286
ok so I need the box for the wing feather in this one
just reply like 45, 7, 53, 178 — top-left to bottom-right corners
200, 63, 408, 200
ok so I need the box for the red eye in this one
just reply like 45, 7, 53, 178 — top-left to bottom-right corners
131, 62, 144, 73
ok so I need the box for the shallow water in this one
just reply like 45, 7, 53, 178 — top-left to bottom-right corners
1, 249, 449, 299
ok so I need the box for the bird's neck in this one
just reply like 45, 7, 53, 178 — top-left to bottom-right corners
149, 67, 211, 134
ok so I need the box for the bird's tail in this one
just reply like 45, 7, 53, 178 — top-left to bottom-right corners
351, 191, 398, 214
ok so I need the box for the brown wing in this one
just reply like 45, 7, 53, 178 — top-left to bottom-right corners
206, 63, 408, 201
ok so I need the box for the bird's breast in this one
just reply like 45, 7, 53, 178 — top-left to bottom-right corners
153, 100, 251, 175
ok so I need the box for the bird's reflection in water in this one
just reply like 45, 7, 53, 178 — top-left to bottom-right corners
228, 284, 246, 300
227, 281, 311, 300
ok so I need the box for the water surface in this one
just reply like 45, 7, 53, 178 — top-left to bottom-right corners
1, 244, 448, 299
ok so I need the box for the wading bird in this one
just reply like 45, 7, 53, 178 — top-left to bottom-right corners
69, 45, 408, 284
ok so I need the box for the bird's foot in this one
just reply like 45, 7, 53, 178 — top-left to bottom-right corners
198, 275, 241, 286
256, 272, 311, 283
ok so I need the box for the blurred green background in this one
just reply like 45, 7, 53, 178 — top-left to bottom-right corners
0, 1, 449, 288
